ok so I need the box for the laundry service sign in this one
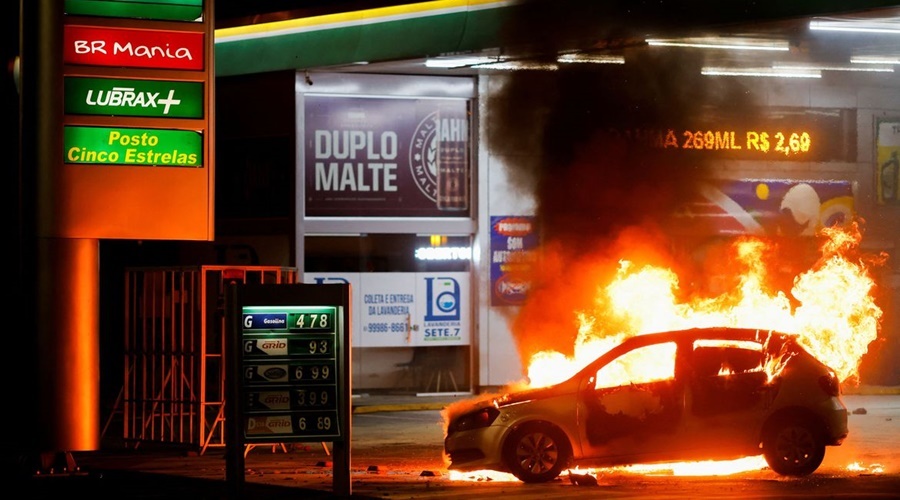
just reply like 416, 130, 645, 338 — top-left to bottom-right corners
304, 96, 471, 217
304, 272, 471, 348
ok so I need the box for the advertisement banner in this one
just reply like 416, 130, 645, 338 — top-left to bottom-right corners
64, 25, 204, 70
876, 119, 900, 205
64, 125, 203, 167
490, 216, 539, 307
670, 179, 855, 237
304, 96, 470, 217
65, 77, 204, 118
304, 272, 470, 347
360, 273, 417, 347
301, 273, 362, 347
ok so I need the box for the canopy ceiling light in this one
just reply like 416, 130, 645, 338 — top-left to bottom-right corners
647, 36, 790, 51
701, 66, 821, 78
470, 61, 559, 70
426, 52, 623, 70
772, 63, 894, 72
851, 54, 900, 65
810, 18, 900, 34
557, 53, 625, 64
424, 56, 502, 68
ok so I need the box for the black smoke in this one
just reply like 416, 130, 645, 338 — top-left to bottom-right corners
486, 47, 757, 360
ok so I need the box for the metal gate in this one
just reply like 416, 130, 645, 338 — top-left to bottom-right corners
107, 266, 297, 454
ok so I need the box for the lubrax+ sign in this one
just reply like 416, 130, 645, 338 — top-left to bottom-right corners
65, 77, 204, 118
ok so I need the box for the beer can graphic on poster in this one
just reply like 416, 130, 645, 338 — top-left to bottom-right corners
436, 105, 469, 211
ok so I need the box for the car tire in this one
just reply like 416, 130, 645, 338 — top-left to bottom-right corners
762, 416, 826, 476
503, 422, 570, 483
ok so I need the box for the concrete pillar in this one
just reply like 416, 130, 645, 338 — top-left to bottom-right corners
37, 237, 100, 452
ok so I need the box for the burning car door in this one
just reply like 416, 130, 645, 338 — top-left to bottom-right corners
579, 341, 686, 463
681, 339, 774, 456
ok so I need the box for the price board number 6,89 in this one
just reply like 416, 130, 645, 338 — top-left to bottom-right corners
297, 415, 333, 431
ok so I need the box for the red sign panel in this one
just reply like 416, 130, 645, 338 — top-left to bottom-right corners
64, 25, 204, 71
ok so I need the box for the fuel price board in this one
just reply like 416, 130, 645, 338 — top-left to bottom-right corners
225, 270, 352, 495
240, 306, 343, 440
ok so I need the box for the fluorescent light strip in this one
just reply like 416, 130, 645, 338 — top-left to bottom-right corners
428, 53, 624, 70
851, 55, 900, 65
647, 37, 789, 51
557, 54, 624, 64
471, 61, 559, 70
810, 19, 900, 34
772, 63, 894, 72
701, 67, 821, 78
425, 56, 501, 68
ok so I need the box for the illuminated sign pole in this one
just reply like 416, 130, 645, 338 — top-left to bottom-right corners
226, 283, 352, 496
19, 0, 213, 467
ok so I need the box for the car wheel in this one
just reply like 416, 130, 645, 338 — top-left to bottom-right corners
503, 422, 570, 483
762, 416, 826, 476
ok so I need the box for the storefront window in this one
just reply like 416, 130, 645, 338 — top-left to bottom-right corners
305, 234, 471, 273
304, 234, 472, 394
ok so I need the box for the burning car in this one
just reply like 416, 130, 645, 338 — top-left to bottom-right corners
444, 327, 848, 483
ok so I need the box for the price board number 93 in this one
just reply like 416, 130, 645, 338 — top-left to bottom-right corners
306, 338, 331, 355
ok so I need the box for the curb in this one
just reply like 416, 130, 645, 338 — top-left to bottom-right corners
352, 402, 448, 414
350, 386, 900, 414
844, 385, 900, 396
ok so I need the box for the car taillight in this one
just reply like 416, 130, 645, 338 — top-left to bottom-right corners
448, 407, 500, 435
818, 372, 841, 397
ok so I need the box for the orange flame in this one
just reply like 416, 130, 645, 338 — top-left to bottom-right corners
525, 222, 883, 388
446, 223, 886, 481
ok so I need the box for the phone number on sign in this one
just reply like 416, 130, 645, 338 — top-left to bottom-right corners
364, 322, 408, 333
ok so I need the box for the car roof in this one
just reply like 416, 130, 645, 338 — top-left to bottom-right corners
562, 327, 799, 386
591, 327, 795, 365
621, 327, 790, 346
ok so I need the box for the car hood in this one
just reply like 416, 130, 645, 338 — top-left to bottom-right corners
496, 380, 577, 408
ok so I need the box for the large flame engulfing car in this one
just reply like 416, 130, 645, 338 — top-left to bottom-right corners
443, 223, 883, 482
443, 327, 848, 483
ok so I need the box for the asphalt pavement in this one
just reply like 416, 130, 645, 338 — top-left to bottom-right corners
8, 387, 900, 499
7, 391, 468, 499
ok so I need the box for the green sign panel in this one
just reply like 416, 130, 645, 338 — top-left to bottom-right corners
65, 77, 204, 119
64, 0, 203, 22
64, 126, 203, 167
